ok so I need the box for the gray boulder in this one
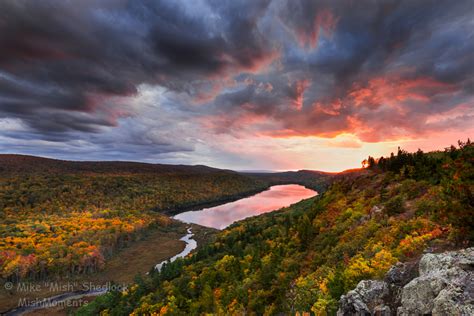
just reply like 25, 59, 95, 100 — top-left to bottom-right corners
384, 261, 418, 287
337, 248, 473, 315
432, 283, 474, 315
398, 247, 473, 315
397, 276, 447, 314
337, 280, 389, 315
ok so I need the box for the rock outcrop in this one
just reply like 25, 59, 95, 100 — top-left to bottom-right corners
398, 248, 474, 315
337, 248, 474, 315
337, 280, 390, 315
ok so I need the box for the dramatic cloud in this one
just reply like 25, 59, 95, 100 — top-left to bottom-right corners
0, 0, 473, 170
0, 0, 274, 136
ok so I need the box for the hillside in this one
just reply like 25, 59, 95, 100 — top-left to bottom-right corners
0, 154, 270, 216
0, 156, 270, 285
243, 170, 335, 192
79, 141, 473, 315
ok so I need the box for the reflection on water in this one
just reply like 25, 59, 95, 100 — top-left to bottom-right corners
174, 184, 317, 229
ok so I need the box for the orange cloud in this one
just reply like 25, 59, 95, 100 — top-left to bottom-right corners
312, 99, 342, 116
349, 75, 455, 110
291, 79, 310, 110
298, 9, 339, 49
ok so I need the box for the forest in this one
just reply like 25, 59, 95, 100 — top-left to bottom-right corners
244, 170, 334, 192
78, 141, 473, 315
0, 156, 270, 282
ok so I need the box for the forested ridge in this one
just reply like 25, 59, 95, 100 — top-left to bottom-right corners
79, 141, 473, 315
0, 156, 269, 282
244, 170, 334, 193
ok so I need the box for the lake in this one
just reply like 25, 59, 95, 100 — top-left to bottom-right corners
2, 185, 316, 315
174, 184, 317, 229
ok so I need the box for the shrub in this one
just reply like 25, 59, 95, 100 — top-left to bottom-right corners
385, 196, 404, 216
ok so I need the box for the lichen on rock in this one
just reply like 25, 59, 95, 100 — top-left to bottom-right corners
337, 248, 474, 315
398, 248, 474, 316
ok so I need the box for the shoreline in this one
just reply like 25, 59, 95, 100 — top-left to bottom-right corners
160, 181, 325, 217
159, 186, 271, 216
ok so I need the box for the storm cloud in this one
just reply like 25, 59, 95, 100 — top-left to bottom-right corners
0, 0, 273, 134
0, 0, 473, 168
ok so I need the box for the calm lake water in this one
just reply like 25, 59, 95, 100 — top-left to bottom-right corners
174, 184, 317, 229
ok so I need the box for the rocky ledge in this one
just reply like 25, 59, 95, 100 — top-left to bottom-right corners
337, 248, 474, 315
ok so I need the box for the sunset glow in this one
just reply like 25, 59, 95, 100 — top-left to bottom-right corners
0, 0, 472, 171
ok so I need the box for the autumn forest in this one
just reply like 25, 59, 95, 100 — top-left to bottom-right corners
0, 141, 472, 315
77, 141, 473, 315
1, 1, 473, 315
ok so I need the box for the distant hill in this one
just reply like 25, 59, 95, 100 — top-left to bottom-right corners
0, 154, 274, 217
0, 154, 225, 175
0, 154, 336, 191
243, 169, 336, 192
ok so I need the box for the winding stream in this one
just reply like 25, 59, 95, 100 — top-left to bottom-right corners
4, 228, 197, 316
5, 184, 316, 315
155, 227, 197, 271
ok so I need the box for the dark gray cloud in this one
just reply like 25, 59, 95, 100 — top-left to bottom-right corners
0, 0, 473, 162
0, 0, 274, 139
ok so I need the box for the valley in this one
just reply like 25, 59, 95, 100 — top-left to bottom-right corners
0, 155, 331, 314
0, 142, 472, 315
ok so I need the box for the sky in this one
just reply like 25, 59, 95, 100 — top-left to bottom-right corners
0, 0, 473, 172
